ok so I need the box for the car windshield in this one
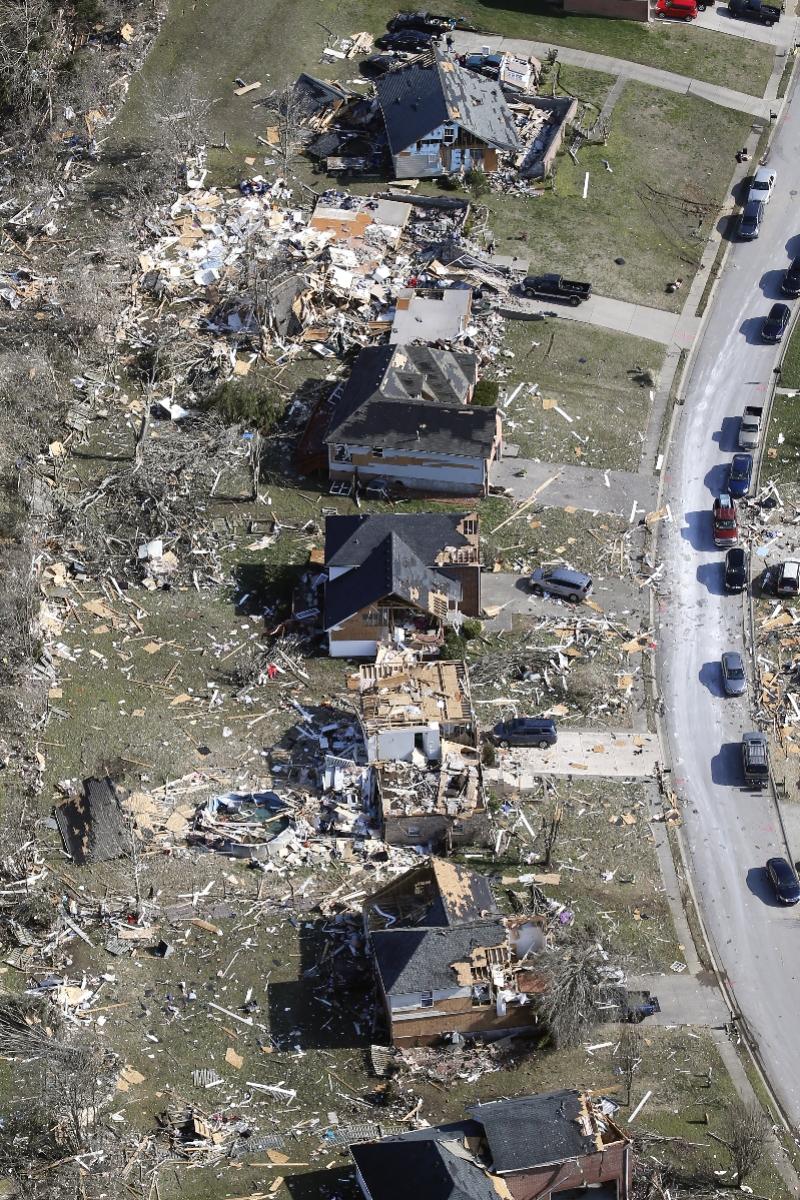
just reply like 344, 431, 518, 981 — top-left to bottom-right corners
727, 666, 745, 679
752, 180, 769, 191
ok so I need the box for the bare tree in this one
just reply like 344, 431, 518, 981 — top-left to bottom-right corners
714, 1097, 772, 1187
266, 81, 313, 182
538, 925, 610, 1048
141, 68, 216, 182
538, 803, 563, 869
0, 0, 64, 136
617, 1024, 643, 1106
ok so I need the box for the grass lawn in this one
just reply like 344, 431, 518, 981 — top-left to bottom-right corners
762, 390, 800, 500
553, 63, 619, 112
110, 0, 773, 177
484, 82, 751, 310
779, 313, 800, 389
495, 320, 665, 471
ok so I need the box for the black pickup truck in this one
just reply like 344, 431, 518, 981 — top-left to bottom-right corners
729, 0, 780, 25
521, 274, 592, 306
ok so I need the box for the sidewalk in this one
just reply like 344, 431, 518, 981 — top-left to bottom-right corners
451, 32, 776, 118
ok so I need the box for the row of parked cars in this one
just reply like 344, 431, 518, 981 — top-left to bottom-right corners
655, 0, 779, 22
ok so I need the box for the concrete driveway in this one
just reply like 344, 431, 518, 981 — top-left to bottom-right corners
492, 459, 658, 518
481, 572, 648, 631
489, 730, 660, 781
499, 293, 700, 349
626, 973, 730, 1027
692, 4, 797, 48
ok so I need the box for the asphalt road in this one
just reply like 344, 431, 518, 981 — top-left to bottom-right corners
658, 86, 800, 1122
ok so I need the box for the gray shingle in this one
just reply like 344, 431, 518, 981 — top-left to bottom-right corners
468, 1092, 595, 1172
371, 920, 506, 994
325, 513, 475, 568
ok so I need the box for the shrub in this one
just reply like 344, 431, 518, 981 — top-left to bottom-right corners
472, 379, 499, 407
208, 377, 283, 433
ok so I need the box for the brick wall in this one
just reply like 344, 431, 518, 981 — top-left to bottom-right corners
504, 1142, 629, 1200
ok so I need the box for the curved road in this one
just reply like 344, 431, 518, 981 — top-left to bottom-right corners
659, 81, 800, 1124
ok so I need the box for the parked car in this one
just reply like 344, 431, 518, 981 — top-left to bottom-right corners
762, 302, 790, 343
520, 274, 592, 306
728, 453, 753, 498
739, 404, 764, 450
388, 10, 470, 33
742, 730, 769, 788
776, 559, 800, 596
747, 166, 777, 206
739, 199, 764, 240
729, 0, 780, 23
361, 52, 414, 75
655, 0, 699, 16
725, 547, 748, 592
721, 650, 747, 697
766, 857, 800, 905
376, 28, 437, 49
781, 256, 800, 299
529, 567, 593, 602
492, 717, 558, 749
712, 493, 739, 547
460, 51, 503, 78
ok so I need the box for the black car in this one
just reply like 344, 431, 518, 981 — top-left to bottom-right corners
729, 0, 780, 22
766, 857, 800, 905
361, 52, 412, 75
376, 28, 436, 50
762, 301, 791, 343
492, 717, 557, 749
725, 546, 748, 592
387, 10, 456, 33
782, 256, 800, 298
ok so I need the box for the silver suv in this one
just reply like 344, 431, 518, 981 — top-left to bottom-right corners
529, 567, 593, 602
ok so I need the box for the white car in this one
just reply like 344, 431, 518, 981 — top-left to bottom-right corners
747, 166, 776, 205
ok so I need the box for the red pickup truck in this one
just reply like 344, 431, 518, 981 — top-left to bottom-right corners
713, 493, 739, 547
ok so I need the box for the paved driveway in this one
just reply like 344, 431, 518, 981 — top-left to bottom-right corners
481, 572, 648, 630
492, 459, 658, 518
489, 730, 660, 780
626, 973, 730, 1027
499, 293, 700, 349
692, 3, 797, 48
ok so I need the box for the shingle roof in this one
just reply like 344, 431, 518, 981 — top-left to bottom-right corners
325, 343, 496, 457
365, 859, 497, 929
323, 531, 460, 629
350, 1123, 492, 1200
325, 512, 476, 568
376, 50, 520, 155
371, 919, 506, 995
468, 1092, 598, 1172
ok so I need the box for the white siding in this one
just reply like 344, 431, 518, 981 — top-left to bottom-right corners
330, 446, 487, 494
328, 638, 376, 658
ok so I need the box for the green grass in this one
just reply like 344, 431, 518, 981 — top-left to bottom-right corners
777, 53, 796, 99
780, 313, 800, 389
496, 320, 665, 471
483, 82, 752, 310
553, 63, 618, 113
109, 0, 773, 179
761, 390, 800, 499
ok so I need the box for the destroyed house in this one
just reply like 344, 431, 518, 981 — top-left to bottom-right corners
350, 1091, 631, 1199
376, 49, 520, 179
323, 511, 481, 657
325, 343, 501, 497
363, 858, 497, 933
351, 659, 486, 848
369, 916, 545, 1046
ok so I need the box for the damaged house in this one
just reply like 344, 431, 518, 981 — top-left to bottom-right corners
350, 659, 487, 849
390, 285, 472, 345
351, 1090, 631, 1199
323, 511, 482, 658
325, 343, 501, 497
363, 858, 545, 1045
376, 48, 521, 179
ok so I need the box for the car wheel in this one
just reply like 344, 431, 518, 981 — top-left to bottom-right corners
538, 739, 551, 749
531, 584, 544, 596
569, 296, 580, 307
568, 593, 580, 603
766, 17, 774, 23
524, 289, 535, 299
499, 740, 509, 750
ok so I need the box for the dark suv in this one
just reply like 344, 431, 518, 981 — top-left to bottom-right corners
781, 257, 800, 299
492, 718, 558, 749
724, 547, 748, 592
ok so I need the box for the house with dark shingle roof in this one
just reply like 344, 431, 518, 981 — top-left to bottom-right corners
376, 48, 521, 179
362, 856, 546, 1046
325, 343, 501, 498
349, 1091, 631, 1200
323, 511, 481, 658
